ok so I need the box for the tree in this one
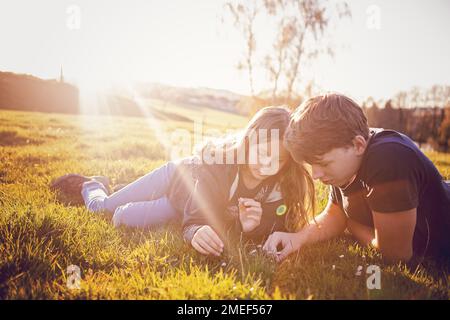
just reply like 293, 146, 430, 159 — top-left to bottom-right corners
223, 0, 351, 110
224, 0, 262, 98
285, 1, 342, 102
263, 13, 294, 103
438, 107, 450, 151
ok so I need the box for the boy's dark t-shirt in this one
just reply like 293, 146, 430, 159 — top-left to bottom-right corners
330, 129, 450, 259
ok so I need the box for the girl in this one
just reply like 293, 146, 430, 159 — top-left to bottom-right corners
50, 107, 315, 256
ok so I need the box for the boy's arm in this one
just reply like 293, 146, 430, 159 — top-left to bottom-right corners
361, 144, 419, 263
347, 219, 376, 246
372, 208, 417, 263
344, 209, 417, 263
263, 199, 348, 261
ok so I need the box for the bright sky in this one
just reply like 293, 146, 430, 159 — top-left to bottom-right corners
0, 0, 449, 102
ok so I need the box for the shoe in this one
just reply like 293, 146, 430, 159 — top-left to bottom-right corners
50, 174, 111, 205
90, 176, 111, 194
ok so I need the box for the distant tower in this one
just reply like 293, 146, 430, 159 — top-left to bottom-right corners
59, 65, 64, 83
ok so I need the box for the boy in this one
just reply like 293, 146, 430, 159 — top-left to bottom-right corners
263, 93, 450, 264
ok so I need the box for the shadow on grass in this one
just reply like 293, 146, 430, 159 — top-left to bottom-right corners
0, 130, 42, 146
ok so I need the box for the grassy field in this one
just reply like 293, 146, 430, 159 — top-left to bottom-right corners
0, 104, 449, 300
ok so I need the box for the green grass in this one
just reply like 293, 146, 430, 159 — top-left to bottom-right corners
0, 106, 449, 300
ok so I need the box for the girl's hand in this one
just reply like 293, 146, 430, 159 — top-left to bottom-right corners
238, 198, 263, 233
191, 225, 224, 256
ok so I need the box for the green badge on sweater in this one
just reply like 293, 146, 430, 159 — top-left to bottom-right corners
276, 204, 287, 216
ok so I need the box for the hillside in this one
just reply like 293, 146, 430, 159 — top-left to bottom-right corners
0, 108, 448, 299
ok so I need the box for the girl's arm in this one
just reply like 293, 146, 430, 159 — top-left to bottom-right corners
182, 164, 233, 245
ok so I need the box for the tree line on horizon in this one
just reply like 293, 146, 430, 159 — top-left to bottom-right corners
240, 84, 450, 152
364, 100, 450, 152
1, 70, 449, 151
223, 0, 449, 151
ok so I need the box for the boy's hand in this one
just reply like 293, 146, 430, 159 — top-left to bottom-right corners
238, 198, 262, 233
263, 231, 303, 262
191, 225, 224, 256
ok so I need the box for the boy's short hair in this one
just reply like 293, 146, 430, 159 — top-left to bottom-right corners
285, 93, 370, 163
